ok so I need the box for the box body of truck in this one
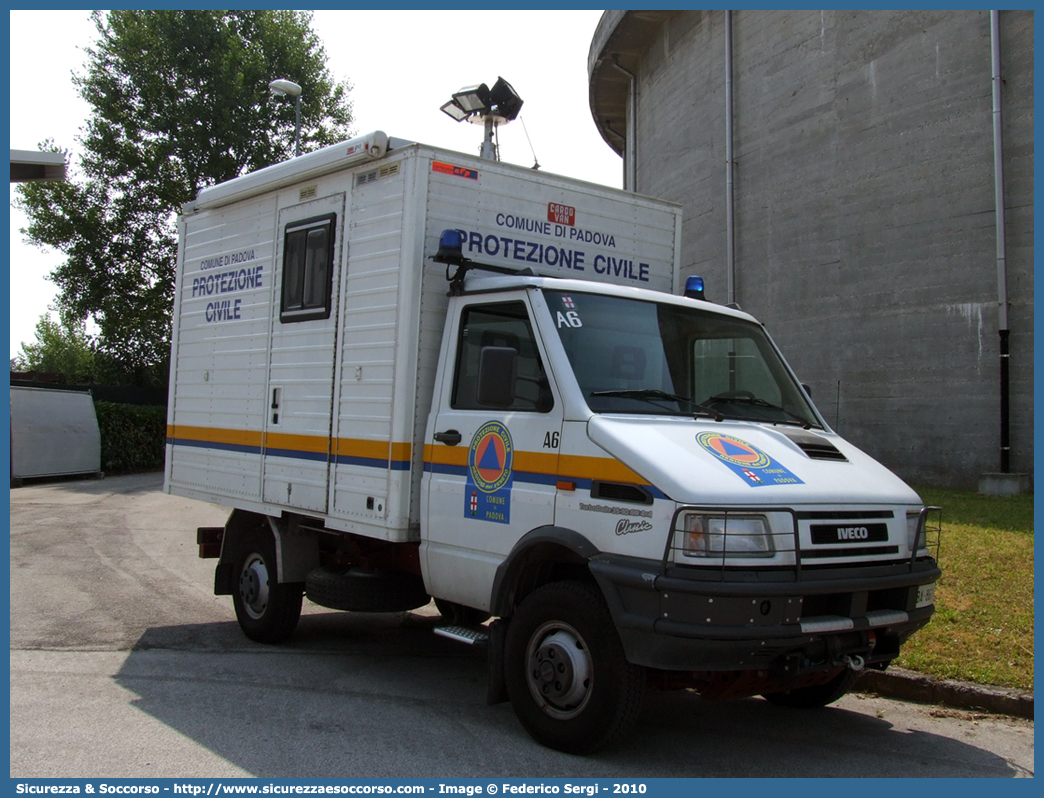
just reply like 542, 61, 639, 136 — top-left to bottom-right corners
165, 132, 681, 542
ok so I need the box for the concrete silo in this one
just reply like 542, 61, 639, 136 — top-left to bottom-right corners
588, 10, 1033, 490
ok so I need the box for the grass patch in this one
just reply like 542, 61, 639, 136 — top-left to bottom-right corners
893, 486, 1033, 691
916, 486, 1034, 532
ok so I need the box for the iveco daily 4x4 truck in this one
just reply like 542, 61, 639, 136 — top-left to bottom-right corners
165, 132, 941, 753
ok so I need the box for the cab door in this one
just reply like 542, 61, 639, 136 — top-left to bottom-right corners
423, 297, 562, 610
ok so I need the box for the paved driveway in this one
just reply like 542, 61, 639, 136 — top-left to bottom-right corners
9, 474, 1034, 778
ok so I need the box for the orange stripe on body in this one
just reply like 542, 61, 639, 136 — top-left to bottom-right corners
170, 425, 413, 462
423, 445, 645, 486
264, 431, 330, 454
168, 425, 263, 448
557, 454, 648, 485
170, 426, 641, 484
425, 443, 469, 467
514, 450, 560, 475
335, 438, 413, 462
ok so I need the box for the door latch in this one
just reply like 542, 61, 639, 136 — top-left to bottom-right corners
434, 429, 462, 446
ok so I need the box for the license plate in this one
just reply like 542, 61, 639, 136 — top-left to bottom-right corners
915, 582, 937, 608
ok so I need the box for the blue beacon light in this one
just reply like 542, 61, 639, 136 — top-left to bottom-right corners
436, 228, 465, 262
684, 275, 706, 301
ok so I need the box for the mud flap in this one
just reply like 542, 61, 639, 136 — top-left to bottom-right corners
486, 619, 509, 705
214, 562, 234, 595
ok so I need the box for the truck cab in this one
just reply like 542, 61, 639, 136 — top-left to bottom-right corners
418, 265, 939, 752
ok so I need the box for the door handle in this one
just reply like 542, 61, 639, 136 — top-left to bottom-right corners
434, 429, 462, 446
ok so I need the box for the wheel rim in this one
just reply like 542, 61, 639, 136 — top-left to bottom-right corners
239, 553, 270, 620
525, 621, 593, 719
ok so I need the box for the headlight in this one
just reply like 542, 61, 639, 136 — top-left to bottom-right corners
681, 514, 773, 558
906, 510, 927, 551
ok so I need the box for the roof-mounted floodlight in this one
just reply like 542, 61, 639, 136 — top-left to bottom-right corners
440, 77, 525, 162
488, 77, 523, 122
452, 83, 492, 114
439, 99, 470, 122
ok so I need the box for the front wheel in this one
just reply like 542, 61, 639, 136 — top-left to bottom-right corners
504, 581, 645, 754
231, 526, 303, 644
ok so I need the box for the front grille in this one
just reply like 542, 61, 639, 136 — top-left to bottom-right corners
666, 505, 933, 578
798, 510, 894, 520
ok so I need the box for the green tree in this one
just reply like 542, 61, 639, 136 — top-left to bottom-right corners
15, 10, 353, 387
14, 310, 97, 383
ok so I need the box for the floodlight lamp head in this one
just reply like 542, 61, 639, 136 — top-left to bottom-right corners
269, 79, 302, 98
440, 99, 470, 123
452, 83, 491, 114
488, 77, 523, 122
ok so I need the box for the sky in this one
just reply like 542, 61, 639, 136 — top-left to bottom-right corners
8, 9, 623, 359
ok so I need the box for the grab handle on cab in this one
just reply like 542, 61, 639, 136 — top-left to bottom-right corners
434, 430, 462, 446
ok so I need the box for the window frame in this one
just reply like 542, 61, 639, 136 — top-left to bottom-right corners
279, 212, 337, 323
450, 300, 554, 414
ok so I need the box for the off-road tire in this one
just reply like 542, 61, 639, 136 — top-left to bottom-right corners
504, 580, 645, 754
306, 566, 430, 612
231, 526, 303, 644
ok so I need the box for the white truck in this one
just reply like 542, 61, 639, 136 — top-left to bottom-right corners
165, 132, 941, 753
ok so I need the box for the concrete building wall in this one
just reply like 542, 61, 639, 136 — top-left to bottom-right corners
589, 10, 1033, 489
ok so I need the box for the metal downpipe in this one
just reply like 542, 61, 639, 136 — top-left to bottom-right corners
990, 10, 1010, 473
612, 57, 637, 192
725, 11, 736, 305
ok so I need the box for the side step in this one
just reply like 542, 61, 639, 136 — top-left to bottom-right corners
434, 625, 490, 647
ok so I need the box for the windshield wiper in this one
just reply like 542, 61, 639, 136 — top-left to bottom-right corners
591, 389, 724, 421
707, 392, 814, 429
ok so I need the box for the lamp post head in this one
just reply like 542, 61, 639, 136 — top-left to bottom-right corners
269, 79, 303, 158
268, 79, 302, 98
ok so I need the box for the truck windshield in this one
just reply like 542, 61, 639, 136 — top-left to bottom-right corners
544, 290, 820, 428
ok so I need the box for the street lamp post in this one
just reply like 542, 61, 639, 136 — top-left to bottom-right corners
269, 79, 302, 158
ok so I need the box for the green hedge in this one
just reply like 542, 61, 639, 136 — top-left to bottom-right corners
94, 402, 167, 473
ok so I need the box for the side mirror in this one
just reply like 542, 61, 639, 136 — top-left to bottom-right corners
477, 346, 518, 408
801, 383, 812, 398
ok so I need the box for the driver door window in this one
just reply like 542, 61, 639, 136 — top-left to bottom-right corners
452, 302, 553, 413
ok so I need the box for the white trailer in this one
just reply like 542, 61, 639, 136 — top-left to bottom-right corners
10, 386, 102, 484
166, 132, 940, 753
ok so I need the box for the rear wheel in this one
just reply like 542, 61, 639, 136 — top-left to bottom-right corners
762, 667, 859, 708
504, 581, 645, 754
231, 526, 303, 644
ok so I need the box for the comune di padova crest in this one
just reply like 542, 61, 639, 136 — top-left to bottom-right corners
465, 421, 514, 523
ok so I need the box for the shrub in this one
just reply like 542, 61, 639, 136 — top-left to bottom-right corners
94, 401, 167, 473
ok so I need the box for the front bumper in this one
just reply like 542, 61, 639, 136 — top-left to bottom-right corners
589, 554, 941, 673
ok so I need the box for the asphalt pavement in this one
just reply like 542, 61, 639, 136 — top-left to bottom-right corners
9, 473, 1034, 778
